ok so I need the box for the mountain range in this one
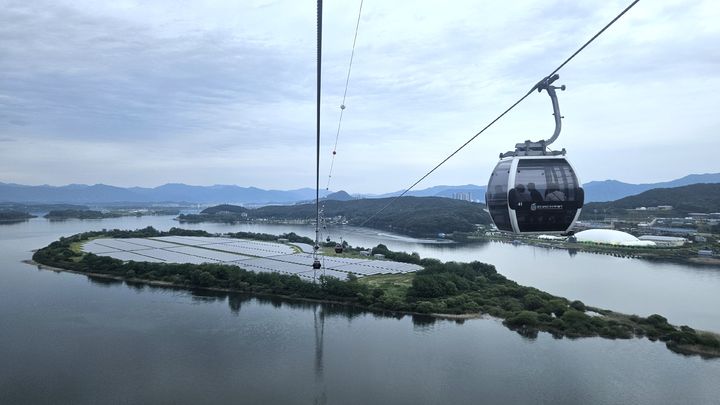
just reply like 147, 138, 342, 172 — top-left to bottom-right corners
0, 182, 328, 204
370, 173, 720, 203
581, 173, 720, 202
1, 173, 718, 205
583, 183, 720, 216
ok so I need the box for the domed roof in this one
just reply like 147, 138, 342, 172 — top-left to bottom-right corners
574, 229, 656, 247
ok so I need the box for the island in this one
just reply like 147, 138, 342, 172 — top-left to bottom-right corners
44, 208, 181, 220
0, 210, 36, 223
44, 209, 121, 220
31, 227, 720, 359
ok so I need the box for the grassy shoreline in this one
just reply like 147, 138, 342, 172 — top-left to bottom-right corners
30, 227, 720, 359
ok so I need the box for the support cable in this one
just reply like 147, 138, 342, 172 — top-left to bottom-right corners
325, 0, 364, 191
358, 0, 640, 228
313, 0, 323, 276
321, 0, 364, 247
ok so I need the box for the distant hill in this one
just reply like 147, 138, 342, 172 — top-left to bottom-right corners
201, 204, 250, 215
375, 173, 720, 203
2, 172, 718, 205
0, 182, 328, 205
583, 173, 720, 202
582, 183, 720, 216
185, 196, 491, 237
325, 190, 354, 201
0, 203, 88, 213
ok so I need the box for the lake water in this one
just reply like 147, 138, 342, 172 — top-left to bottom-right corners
1, 217, 719, 404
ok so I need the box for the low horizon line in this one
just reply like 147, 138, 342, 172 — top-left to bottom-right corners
1, 171, 719, 195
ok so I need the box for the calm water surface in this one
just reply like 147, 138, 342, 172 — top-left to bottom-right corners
1, 217, 719, 404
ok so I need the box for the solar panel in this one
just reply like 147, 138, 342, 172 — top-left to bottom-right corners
102, 251, 165, 263
296, 269, 351, 280
82, 236, 423, 277
83, 240, 121, 254
164, 246, 245, 262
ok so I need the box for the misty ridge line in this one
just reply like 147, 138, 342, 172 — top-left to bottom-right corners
1, 173, 719, 205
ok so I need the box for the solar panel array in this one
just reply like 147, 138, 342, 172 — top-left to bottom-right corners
82, 236, 422, 278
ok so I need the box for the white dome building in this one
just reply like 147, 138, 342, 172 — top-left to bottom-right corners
574, 229, 656, 247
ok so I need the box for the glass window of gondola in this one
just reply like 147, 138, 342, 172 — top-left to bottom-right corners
513, 159, 581, 232
515, 159, 580, 201
486, 160, 512, 231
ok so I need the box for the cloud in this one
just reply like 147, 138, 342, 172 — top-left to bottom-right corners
0, 0, 718, 192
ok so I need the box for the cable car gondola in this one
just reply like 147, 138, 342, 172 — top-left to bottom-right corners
334, 243, 343, 254
485, 74, 584, 234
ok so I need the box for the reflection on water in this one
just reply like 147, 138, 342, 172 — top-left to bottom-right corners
2, 216, 720, 404
228, 294, 246, 315
314, 306, 326, 405
410, 314, 436, 329
7, 215, 720, 330
0, 219, 31, 225
86, 275, 123, 288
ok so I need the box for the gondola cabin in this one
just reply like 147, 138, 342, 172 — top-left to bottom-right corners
486, 156, 583, 234
485, 74, 585, 234
334, 243, 343, 254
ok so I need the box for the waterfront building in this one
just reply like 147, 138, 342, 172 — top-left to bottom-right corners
574, 229, 656, 247
638, 235, 687, 247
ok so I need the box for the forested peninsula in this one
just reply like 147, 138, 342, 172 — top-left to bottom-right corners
31, 227, 720, 359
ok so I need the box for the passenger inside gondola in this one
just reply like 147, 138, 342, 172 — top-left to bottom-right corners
545, 183, 566, 201
515, 184, 532, 202
527, 182, 543, 202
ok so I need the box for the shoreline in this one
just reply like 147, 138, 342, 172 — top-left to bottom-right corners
23, 259, 481, 321
464, 236, 720, 268
22, 258, 720, 359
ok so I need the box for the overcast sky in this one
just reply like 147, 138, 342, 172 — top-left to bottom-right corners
0, 0, 718, 193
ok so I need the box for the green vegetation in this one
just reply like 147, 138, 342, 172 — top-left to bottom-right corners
0, 210, 36, 222
178, 196, 491, 237
225, 230, 315, 245
45, 209, 121, 219
582, 183, 720, 219
32, 228, 720, 359
43, 208, 181, 220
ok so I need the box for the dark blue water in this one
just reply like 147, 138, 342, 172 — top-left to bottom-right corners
1, 217, 718, 404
